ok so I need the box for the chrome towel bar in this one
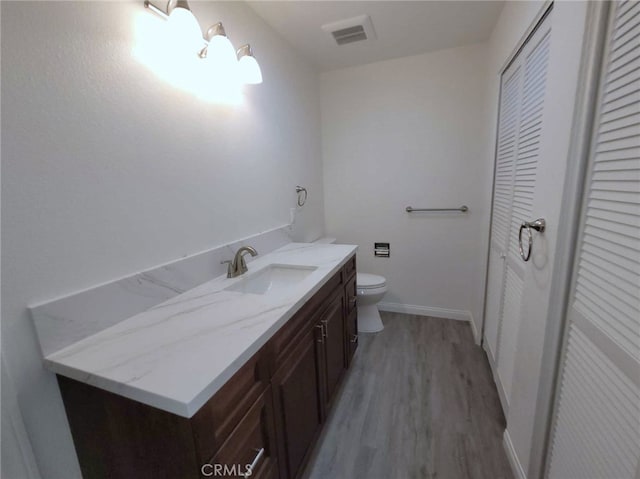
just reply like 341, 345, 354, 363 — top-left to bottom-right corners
406, 205, 469, 213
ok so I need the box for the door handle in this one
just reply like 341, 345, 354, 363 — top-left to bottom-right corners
519, 218, 546, 262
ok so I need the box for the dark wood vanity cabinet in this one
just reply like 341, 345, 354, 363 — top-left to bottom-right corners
58, 253, 357, 479
270, 287, 348, 479
58, 346, 277, 479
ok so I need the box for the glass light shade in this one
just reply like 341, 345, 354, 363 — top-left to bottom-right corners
238, 54, 262, 84
206, 35, 238, 70
167, 7, 202, 52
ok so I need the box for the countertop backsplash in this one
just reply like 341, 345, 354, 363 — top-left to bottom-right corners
30, 226, 293, 358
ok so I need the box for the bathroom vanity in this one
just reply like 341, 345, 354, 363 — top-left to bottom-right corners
46, 244, 358, 479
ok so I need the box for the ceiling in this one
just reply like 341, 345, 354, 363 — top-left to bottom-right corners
247, 1, 505, 71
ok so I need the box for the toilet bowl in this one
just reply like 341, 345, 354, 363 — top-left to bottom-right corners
312, 237, 387, 333
356, 273, 387, 333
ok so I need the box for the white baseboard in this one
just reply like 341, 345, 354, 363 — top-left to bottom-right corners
483, 341, 509, 416
503, 430, 527, 479
469, 315, 481, 345
378, 303, 481, 342
378, 302, 473, 322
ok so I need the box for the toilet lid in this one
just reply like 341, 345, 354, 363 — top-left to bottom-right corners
357, 273, 386, 289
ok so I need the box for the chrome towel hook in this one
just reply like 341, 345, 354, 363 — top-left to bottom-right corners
296, 186, 308, 207
518, 218, 546, 262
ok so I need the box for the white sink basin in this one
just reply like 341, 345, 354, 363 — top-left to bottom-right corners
224, 264, 318, 295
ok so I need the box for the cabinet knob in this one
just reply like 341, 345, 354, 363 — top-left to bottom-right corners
349, 297, 357, 308
321, 320, 329, 339
350, 334, 358, 343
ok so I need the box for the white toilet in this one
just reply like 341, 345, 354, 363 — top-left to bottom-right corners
311, 237, 387, 334
356, 273, 387, 333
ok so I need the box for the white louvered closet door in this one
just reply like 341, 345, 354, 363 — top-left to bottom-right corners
547, 1, 640, 478
484, 10, 553, 409
484, 62, 522, 364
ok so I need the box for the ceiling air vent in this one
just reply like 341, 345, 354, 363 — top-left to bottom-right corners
322, 14, 377, 46
332, 25, 368, 45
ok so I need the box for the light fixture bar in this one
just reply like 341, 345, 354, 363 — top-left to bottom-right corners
144, 0, 169, 19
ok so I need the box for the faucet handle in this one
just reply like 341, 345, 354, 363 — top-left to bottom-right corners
221, 260, 233, 278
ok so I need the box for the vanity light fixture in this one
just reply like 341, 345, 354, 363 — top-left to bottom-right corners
144, 0, 202, 52
144, 0, 196, 22
199, 23, 235, 62
142, 1, 263, 92
236, 44, 263, 85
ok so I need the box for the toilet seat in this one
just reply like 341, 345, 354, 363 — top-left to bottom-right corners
357, 273, 386, 290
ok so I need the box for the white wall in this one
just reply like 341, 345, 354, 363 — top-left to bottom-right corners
1, 2, 323, 477
321, 42, 490, 335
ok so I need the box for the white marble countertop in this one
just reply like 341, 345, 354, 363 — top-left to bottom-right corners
45, 243, 357, 418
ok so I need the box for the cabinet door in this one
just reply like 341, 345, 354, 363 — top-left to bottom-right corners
344, 273, 358, 365
346, 309, 358, 364
271, 327, 323, 479
319, 292, 346, 410
345, 273, 357, 317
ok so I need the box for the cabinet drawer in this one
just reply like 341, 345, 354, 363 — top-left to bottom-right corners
208, 388, 278, 479
343, 254, 356, 279
192, 348, 269, 463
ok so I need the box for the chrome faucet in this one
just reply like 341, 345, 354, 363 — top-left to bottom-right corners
222, 246, 258, 278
